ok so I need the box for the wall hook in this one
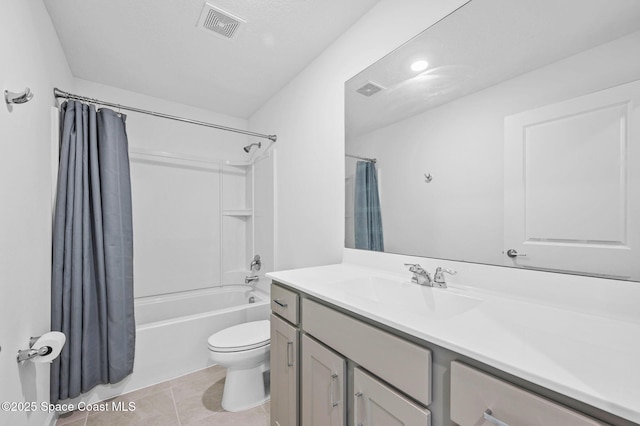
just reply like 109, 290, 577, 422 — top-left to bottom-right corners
424, 173, 433, 183
5, 87, 34, 106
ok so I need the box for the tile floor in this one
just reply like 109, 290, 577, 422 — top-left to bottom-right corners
55, 366, 270, 426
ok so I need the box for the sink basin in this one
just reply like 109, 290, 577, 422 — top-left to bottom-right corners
327, 276, 482, 320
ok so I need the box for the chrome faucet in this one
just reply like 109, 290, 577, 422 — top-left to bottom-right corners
404, 264, 457, 288
250, 254, 261, 273
245, 275, 259, 284
245, 255, 262, 284
433, 267, 457, 288
404, 263, 432, 286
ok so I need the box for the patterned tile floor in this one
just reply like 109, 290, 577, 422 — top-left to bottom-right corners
55, 366, 269, 426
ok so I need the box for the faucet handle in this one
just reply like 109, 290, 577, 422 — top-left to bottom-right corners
250, 254, 261, 272
404, 263, 422, 272
433, 267, 457, 284
404, 263, 432, 285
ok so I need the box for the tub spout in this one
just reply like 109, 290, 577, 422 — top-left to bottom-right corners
245, 275, 259, 284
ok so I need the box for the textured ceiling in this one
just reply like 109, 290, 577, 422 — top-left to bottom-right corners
43, 0, 380, 118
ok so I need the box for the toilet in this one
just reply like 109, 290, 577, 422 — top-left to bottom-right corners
208, 320, 271, 412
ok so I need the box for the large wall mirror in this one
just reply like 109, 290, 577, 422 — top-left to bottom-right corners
345, 0, 640, 281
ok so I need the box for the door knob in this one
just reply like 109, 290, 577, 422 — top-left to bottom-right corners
506, 249, 526, 258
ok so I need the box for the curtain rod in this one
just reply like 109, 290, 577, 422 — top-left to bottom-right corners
345, 154, 376, 163
53, 88, 277, 143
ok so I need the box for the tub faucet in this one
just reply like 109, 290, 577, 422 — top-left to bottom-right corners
404, 263, 432, 286
245, 275, 259, 285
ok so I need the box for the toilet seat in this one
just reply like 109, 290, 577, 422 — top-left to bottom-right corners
208, 320, 270, 353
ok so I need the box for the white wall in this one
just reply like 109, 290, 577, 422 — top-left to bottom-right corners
73, 78, 251, 161
249, 0, 470, 270
0, 1, 73, 425
346, 31, 640, 265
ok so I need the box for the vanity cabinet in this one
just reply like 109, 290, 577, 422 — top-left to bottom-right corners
302, 298, 432, 406
271, 281, 432, 426
270, 284, 300, 426
301, 334, 346, 425
271, 283, 299, 324
450, 362, 605, 426
354, 367, 431, 425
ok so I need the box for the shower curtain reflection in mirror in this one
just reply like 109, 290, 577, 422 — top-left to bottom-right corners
354, 161, 384, 251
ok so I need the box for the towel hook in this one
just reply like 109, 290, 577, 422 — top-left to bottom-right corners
5, 87, 34, 107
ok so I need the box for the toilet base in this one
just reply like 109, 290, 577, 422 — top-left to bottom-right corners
222, 364, 270, 412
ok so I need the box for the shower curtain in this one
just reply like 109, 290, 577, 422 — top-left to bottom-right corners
51, 101, 135, 402
354, 161, 384, 251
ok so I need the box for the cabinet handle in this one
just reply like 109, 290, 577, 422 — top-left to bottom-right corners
354, 392, 364, 426
286, 341, 294, 367
484, 409, 509, 426
273, 299, 288, 308
330, 374, 340, 407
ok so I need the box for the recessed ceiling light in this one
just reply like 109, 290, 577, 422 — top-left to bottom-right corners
411, 60, 429, 72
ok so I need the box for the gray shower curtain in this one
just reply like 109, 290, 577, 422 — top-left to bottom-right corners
51, 101, 135, 402
354, 161, 384, 251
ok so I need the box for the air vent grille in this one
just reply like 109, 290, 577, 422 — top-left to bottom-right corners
356, 81, 385, 97
198, 3, 246, 40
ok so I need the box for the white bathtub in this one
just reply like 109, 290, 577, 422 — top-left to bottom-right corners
63, 284, 270, 407
133, 284, 270, 384
135, 285, 268, 326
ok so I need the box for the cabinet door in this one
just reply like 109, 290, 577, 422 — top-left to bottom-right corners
354, 367, 431, 426
301, 334, 346, 426
270, 314, 298, 426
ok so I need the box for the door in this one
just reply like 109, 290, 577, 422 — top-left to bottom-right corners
301, 334, 346, 426
353, 367, 431, 425
504, 79, 640, 279
270, 314, 298, 426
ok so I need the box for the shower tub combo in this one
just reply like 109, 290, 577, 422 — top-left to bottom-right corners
133, 284, 270, 387
69, 283, 270, 405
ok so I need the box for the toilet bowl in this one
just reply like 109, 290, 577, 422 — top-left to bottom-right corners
208, 320, 270, 412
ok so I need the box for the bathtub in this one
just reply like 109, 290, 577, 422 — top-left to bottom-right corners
135, 285, 268, 326
62, 283, 270, 406
132, 284, 270, 386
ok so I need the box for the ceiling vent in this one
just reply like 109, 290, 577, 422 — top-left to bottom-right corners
197, 2, 246, 40
356, 81, 385, 97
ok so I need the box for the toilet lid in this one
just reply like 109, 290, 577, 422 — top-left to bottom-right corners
208, 320, 270, 353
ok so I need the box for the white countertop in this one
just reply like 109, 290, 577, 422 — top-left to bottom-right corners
267, 262, 640, 424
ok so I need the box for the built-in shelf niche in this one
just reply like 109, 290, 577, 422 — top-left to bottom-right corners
223, 209, 253, 217
221, 162, 254, 284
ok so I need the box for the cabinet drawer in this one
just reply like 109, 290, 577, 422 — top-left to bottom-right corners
302, 298, 431, 406
450, 362, 605, 426
354, 367, 431, 426
271, 283, 299, 325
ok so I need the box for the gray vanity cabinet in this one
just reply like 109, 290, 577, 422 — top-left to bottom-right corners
270, 314, 298, 426
271, 282, 432, 426
450, 362, 605, 426
301, 334, 346, 426
270, 283, 300, 426
354, 367, 431, 425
